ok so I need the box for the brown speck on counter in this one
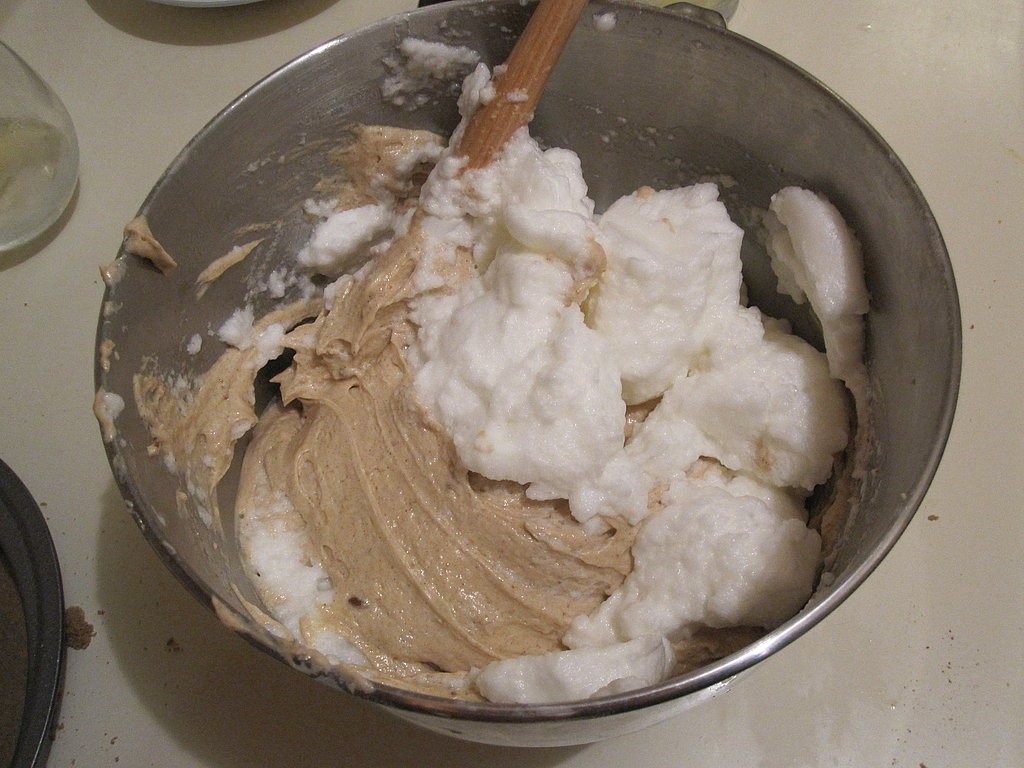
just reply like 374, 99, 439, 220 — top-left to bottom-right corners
165, 637, 182, 652
927, 514, 939, 521
64, 605, 96, 650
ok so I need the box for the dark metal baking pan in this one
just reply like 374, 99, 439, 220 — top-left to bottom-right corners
0, 458, 64, 767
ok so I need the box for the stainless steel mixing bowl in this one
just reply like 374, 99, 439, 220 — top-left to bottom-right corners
94, 0, 961, 747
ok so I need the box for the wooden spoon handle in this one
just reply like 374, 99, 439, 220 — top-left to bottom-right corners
456, 0, 589, 169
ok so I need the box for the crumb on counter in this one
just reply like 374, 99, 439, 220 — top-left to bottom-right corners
64, 606, 95, 650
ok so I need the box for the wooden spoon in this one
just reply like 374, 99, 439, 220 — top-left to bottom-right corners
342, 0, 589, 353
456, 0, 589, 168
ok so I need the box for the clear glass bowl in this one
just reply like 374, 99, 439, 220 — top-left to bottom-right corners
0, 41, 79, 252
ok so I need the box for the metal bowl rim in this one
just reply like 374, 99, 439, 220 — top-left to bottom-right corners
94, 0, 962, 723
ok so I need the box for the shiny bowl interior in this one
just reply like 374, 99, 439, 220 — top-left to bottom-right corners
94, 0, 961, 747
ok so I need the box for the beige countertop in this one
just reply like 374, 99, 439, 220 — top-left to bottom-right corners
1, 1, 1021, 765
